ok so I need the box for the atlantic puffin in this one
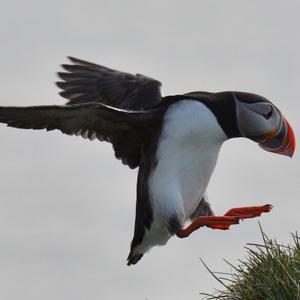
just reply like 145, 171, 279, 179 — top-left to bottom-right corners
0, 57, 295, 265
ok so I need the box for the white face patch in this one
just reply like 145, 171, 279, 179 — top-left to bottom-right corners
234, 95, 281, 138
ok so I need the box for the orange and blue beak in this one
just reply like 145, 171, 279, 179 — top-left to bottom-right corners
259, 118, 296, 157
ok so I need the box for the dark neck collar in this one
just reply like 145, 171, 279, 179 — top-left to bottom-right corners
162, 91, 241, 139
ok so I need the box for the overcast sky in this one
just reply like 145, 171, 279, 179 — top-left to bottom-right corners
0, 1, 299, 299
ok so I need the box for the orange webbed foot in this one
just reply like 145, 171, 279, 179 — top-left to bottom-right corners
224, 204, 273, 219
176, 204, 273, 239
176, 216, 240, 238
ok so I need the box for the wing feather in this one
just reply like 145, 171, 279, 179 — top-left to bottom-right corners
0, 103, 161, 143
56, 57, 162, 109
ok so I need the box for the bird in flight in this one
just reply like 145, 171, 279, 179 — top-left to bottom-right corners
0, 57, 295, 265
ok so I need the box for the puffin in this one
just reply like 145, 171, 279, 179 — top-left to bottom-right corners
0, 57, 295, 265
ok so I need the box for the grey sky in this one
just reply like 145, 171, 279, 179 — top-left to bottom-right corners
0, 1, 299, 299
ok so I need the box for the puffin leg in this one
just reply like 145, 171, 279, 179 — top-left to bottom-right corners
224, 204, 273, 218
176, 216, 240, 238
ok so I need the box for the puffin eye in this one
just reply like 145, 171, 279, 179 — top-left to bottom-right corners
244, 102, 274, 119
262, 106, 274, 120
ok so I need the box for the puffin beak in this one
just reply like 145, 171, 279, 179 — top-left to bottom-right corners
259, 117, 296, 157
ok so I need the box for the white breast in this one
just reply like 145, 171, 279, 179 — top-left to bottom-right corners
149, 100, 227, 225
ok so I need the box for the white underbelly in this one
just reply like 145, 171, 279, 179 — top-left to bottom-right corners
132, 100, 228, 256
149, 140, 221, 222
148, 100, 227, 224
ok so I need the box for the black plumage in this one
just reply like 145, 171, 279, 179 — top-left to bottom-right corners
56, 57, 162, 168
0, 102, 163, 143
57, 57, 162, 108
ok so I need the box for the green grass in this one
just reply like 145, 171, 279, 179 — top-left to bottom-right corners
201, 225, 300, 300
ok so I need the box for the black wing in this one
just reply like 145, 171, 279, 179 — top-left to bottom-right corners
0, 103, 163, 166
56, 57, 163, 168
56, 57, 162, 110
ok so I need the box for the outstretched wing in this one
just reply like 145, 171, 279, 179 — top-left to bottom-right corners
0, 103, 163, 167
56, 57, 162, 109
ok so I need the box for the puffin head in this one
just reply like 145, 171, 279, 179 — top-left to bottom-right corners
233, 92, 296, 157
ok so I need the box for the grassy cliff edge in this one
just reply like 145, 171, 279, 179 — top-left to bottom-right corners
201, 225, 300, 300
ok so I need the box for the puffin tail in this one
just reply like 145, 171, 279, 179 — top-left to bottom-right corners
127, 251, 144, 266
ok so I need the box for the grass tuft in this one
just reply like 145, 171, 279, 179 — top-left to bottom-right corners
201, 224, 300, 300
